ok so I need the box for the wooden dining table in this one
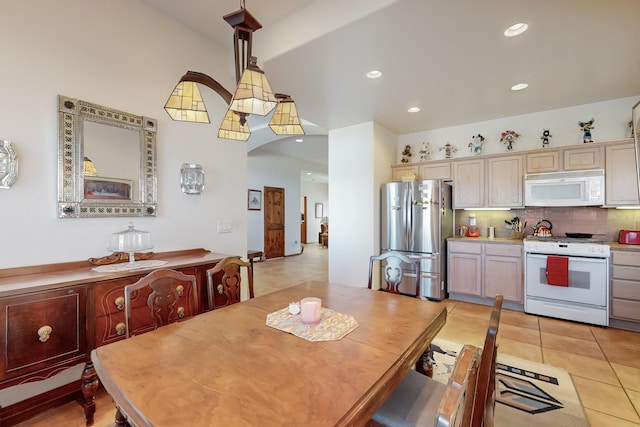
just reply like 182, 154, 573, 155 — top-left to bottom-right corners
91, 281, 447, 426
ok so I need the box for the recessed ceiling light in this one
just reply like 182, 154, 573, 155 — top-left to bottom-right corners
366, 70, 382, 79
511, 83, 529, 91
306, 172, 312, 175
408, 107, 421, 113
296, 138, 304, 142
504, 22, 528, 37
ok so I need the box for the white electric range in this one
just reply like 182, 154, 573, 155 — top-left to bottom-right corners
523, 236, 610, 326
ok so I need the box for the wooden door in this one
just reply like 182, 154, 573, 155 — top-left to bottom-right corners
300, 196, 307, 244
264, 186, 285, 259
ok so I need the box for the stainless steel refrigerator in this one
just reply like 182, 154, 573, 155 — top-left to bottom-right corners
380, 180, 453, 300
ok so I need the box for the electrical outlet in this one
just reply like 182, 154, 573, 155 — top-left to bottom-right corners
217, 221, 233, 233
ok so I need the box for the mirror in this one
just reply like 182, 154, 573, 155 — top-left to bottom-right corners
57, 95, 157, 218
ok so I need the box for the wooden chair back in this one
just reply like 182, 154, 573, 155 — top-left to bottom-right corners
124, 269, 198, 338
207, 256, 254, 310
435, 344, 481, 427
470, 294, 503, 426
369, 294, 503, 427
368, 251, 420, 296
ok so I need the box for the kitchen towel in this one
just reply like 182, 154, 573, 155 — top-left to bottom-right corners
546, 256, 569, 287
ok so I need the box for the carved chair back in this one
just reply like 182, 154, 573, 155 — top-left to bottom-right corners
368, 251, 420, 296
124, 268, 198, 338
206, 256, 254, 310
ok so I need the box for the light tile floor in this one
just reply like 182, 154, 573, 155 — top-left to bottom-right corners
18, 244, 640, 426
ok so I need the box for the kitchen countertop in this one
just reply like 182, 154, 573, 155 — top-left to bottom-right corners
607, 242, 640, 252
448, 236, 523, 244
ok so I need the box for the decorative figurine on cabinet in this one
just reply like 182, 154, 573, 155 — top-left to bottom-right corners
579, 118, 595, 143
418, 142, 431, 161
540, 129, 552, 147
401, 144, 412, 163
468, 134, 485, 155
500, 130, 520, 151
439, 142, 457, 159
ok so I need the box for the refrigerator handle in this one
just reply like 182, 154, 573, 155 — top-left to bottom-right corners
405, 185, 412, 248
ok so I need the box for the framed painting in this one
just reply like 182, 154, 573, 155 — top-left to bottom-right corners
84, 176, 132, 200
248, 189, 262, 210
315, 203, 323, 218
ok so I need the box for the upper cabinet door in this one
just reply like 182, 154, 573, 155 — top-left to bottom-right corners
452, 159, 485, 208
563, 146, 603, 170
487, 155, 524, 208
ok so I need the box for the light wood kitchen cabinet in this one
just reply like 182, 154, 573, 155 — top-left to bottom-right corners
526, 150, 560, 173
447, 241, 482, 296
605, 142, 640, 206
610, 250, 640, 324
452, 159, 484, 208
487, 155, 523, 208
484, 244, 522, 302
419, 161, 451, 180
448, 240, 523, 303
391, 164, 419, 181
563, 145, 602, 170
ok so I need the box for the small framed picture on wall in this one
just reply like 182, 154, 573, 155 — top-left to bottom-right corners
315, 203, 323, 218
248, 189, 262, 210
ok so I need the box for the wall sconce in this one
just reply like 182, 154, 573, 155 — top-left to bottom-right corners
180, 163, 205, 195
0, 140, 18, 189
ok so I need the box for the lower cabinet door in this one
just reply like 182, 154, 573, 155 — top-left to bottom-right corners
0, 286, 87, 382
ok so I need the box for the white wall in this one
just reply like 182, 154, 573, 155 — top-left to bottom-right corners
397, 96, 639, 162
0, 1, 248, 269
301, 181, 328, 243
328, 122, 397, 286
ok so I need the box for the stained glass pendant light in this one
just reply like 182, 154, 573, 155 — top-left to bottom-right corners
269, 94, 304, 135
162, 1, 304, 141
218, 109, 250, 141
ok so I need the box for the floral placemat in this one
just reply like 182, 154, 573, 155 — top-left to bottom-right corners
265, 306, 358, 342
91, 260, 168, 273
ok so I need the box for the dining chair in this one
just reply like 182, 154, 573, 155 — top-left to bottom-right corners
370, 294, 503, 427
123, 268, 198, 338
206, 256, 254, 310
368, 251, 421, 296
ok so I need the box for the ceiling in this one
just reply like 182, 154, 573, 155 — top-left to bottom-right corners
140, 0, 640, 182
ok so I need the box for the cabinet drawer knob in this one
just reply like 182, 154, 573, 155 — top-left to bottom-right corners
38, 325, 53, 343
115, 322, 126, 336
114, 296, 125, 311
177, 307, 185, 318
176, 285, 184, 296
217, 284, 224, 294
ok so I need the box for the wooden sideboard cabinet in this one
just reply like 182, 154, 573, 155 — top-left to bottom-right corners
0, 248, 225, 426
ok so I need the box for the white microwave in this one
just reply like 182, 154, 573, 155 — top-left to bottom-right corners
524, 169, 605, 207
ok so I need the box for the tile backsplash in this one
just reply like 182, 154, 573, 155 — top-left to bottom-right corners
455, 207, 640, 241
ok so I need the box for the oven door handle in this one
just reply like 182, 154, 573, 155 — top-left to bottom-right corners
526, 253, 608, 263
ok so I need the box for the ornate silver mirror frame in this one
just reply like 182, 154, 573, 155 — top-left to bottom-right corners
57, 95, 157, 218
0, 140, 18, 189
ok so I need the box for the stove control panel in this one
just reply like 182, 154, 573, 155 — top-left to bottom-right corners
524, 240, 611, 257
